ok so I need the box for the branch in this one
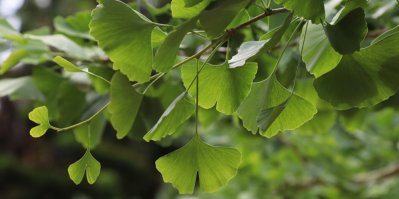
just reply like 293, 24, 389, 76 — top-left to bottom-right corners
353, 162, 399, 184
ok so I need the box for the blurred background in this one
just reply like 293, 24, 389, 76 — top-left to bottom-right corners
1, 0, 399, 199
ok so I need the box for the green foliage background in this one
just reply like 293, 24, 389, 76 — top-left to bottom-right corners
1, 0, 399, 198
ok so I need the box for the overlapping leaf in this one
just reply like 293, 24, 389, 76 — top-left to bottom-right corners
108, 72, 143, 139
144, 92, 195, 141
156, 134, 241, 194
171, 0, 211, 18
90, 0, 155, 82
181, 59, 258, 115
274, 0, 325, 23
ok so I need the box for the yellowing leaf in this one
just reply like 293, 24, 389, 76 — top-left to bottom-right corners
156, 135, 241, 194
68, 150, 101, 185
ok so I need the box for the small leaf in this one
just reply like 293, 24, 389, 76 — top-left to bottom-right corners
68, 150, 101, 185
156, 135, 241, 194
300, 22, 342, 77
324, 7, 367, 54
144, 92, 195, 141
274, 0, 325, 23
153, 17, 198, 72
90, 0, 156, 82
181, 59, 257, 114
229, 14, 292, 68
171, 0, 211, 18
28, 106, 50, 138
53, 56, 81, 72
108, 72, 143, 139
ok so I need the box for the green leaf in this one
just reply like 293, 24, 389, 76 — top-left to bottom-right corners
156, 134, 241, 194
229, 14, 292, 68
324, 7, 367, 54
274, 0, 325, 23
28, 106, 50, 138
53, 56, 81, 72
184, 0, 202, 7
0, 49, 28, 74
153, 17, 198, 72
56, 82, 87, 126
108, 72, 143, 139
199, 0, 249, 38
300, 22, 342, 77
90, 0, 156, 83
181, 60, 258, 114
151, 27, 168, 48
74, 113, 106, 149
171, 0, 211, 18
299, 111, 337, 133
0, 77, 44, 101
0, 18, 20, 37
144, 92, 195, 141
54, 11, 93, 40
68, 150, 101, 185
314, 27, 399, 109
237, 75, 317, 137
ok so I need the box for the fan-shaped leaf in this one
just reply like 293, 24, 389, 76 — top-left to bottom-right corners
68, 150, 101, 184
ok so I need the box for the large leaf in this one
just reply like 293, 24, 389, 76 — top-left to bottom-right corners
300, 22, 342, 77
314, 27, 399, 109
68, 150, 101, 185
156, 134, 241, 194
144, 92, 195, 141
153, 17, 198, 72
199, 0, 249, 38
171, 0, 211, 18
28, 106, 50, 138
228, 14, 292, 68
108, 72, 143, 139
181, 60, 258, 114
90, 0, 156, 82
274, 0, 325, 23
324, 7, 367, 54
237, 75, 317, 137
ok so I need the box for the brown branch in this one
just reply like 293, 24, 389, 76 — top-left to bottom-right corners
353, 162, 399, 184
227, 8, 289, 36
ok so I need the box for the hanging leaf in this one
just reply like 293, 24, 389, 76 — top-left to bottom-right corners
314, 27, 399, 109
274, 0, 325, 23
108, 72, 143, 139
144, 92, 195, 141
153, 17, 198, 72
181, 59, 258, 115
171, 0, 211, 19
237, 75, 317, 137
156, 134, 241, 194
199, 0, 249, 38
324, 7, 367, 54
68, 150, 101, 185
28, 106, 50, 138
299, 22, 342, 77
74, 113, 106, 149
90, 0, 156, 82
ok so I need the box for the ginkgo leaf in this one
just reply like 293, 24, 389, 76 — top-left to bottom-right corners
108, 72, 143, 139
144, 92, 195, 141
28, 106, 50, 138
90, 0, 156, 83
74, 113, 106, 149
68, 150, 101, 185
199, 0, 249, 38
153, 17, 198, 72
228, 14, 292, 68
274, 0, 325, 23
299, 22, 342, 77
156, 134, 241, 194
0, 49, 27, 74
324, 7, 367, 54
314, 26, 399, 109
171, 0, 211, 19
237, 75, 317, 137
184, 0, 202, 7
53, 56, 81, 72
181, 60, 257, 115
